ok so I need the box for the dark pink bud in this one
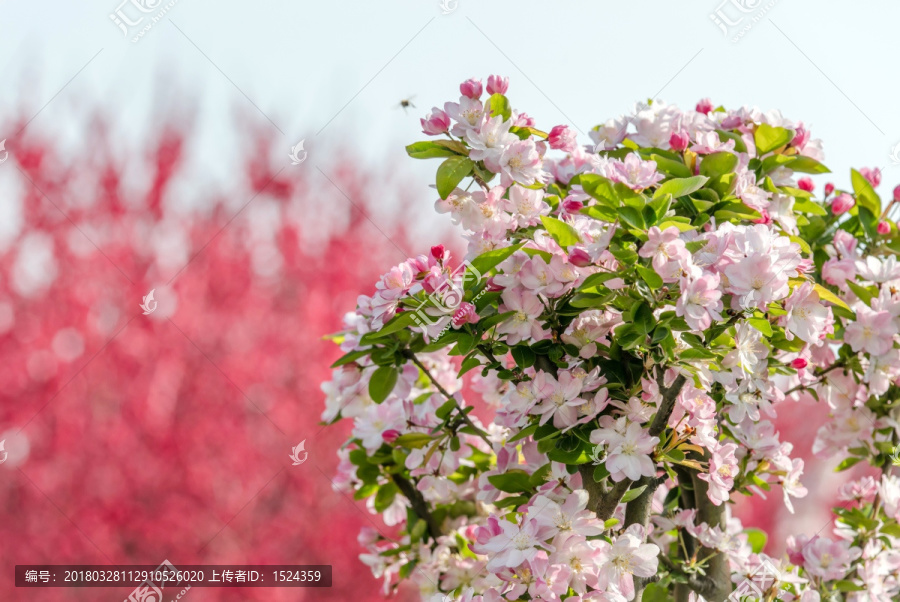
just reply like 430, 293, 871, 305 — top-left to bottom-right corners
824, 183, 835, 196
831, 193, 855, 215
669, 130, 690, 152
753, 210, 772, 225
797, 177, 814, 192
791, 358, 808, 370
452, 302, 479, 328
548, 125, 577, 152
568, 248, 592, 267
431, 245, 446, 262
561, 198, 584, 214
695, 98, 713, 114
878, 221, 891, 235
382, 429, 401, 444
894, 184, 900, 203
486, 75, 509, 95
459, 78, 483, 99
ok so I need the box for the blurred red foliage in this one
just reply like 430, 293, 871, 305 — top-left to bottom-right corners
0, 117, 431, 601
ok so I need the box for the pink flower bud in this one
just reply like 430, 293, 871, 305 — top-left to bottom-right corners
548, 125, 577, 152
561, 198, 584, 214
824, 182, 835, 196
431, 244, 446, 262
695, 98, 713, 114
669, 130, 690, 152
486, 74, 509, 95
753, 210, 772, 225
878, 220, 891, 235
459, 78, 483, 99
791, 358, 808, 370
452, 302, 479, 328
859, 167, 881, 188
420, 108, 450, 135
568, 248, 592, 267
797, 177, 814, 192
831, 193, 855, 215
894, 184, 900, 203
382, 429, 401, 444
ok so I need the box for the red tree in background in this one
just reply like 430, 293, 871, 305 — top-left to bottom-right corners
0, 115, 430, 601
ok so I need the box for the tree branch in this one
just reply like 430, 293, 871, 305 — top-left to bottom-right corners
649, 372, 687, 438
390, 474, 442, 541
405, 352, 491, 446
684, 466, 731, 602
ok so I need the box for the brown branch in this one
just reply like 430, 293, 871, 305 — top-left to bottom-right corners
649, 372, 687, 438
684, 464, 731, 602
390, 474, 442, 541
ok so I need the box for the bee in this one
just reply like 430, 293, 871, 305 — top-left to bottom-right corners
396, 96, 417, 113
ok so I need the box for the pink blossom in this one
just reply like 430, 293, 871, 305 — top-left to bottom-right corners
420, 107, 450, 135
697, 441, 738, 506
497, 287, 545, 344
781, 281, 832, 345
607, 153, 664, 190
691, 131, 735, 154
479, 517, 551, 570
695, 98, 713, 114
669, 130, 690, 151
466, 114, 516, 169
452, 302, 479, 328
568, 248, 592, 267
797, 177, 814, 192
676, 272, 723, 331
592, 421, 659, 482
640, 226, 685, 275
724, 252, 790, 310
498, 138, 544, 187
526, 490, 605, 538
803, 536, 859, 580
791, 357, 808, 370
844, 304, 896, 356
486, 74, 509, 95
895, 184, 900, 203
596, 527, 660, 600
824, 182, 835, 196
878, 220, 891, 235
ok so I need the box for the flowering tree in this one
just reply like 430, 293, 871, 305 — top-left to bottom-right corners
322, 76, 900, 601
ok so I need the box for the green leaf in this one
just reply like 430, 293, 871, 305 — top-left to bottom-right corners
508, 423, 538, 443
636, 265, 663, 289
470, 242, 525, 276
793, 197, 827, 216
653, 175, 709, 199
511, 345, 536, 369
754, 123, 793, 155
745, 528, 767, 554
540, 215, 581, 248
858, 205, 879, 241
458, 355, 482, 377
578, 173, 619, 207
331, 349, 369, 368
405, 140, 468, 159
747, 317, 773, 337
618, 206, 645, 230
621, 484, 648, 503
394, 433, 435, 449
851, 168, 881, 215
641, 582, 674, 602
369, 366, 399, 403
811, 283, 850, 311
786, 155, 830, 174
833, 580, 866, 592
835, 456, 864, 472
633, 302, 656, 335
487, 93, 512, 121
436, 156, 475, 200
374, 481, 398, 512
487, 469, 534, 494
846, 280, 874, 305
650, 154, 692, 178
372, 311, 417, 338
699, 152, 738, 178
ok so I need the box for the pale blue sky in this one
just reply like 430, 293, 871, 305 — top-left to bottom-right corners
1, 0, 898, 249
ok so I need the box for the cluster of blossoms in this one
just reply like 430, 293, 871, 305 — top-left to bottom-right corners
322, 76, 900, 601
